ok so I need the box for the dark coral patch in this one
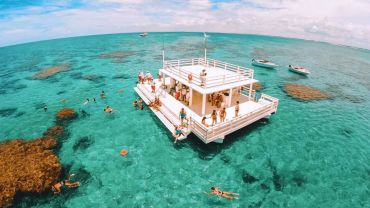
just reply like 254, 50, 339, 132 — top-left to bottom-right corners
83, 74, 105, 83
57, 90, 66, 95
73, 136, 93, 151
112, 74, 131, 79
292, 175, 305, 187
43, 125, 66, 140
242, 171, 259, 184
0, 108, 17, 117
14, 111, 25, 118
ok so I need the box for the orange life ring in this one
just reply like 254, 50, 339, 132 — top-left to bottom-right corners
120, 149, 128, 156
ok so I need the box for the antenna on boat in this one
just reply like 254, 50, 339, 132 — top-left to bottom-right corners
162, 35, 165, 69
203, 32, 207, 62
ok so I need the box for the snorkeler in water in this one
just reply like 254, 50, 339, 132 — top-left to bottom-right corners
100, 90, 106, 99
83, 98, 89, 105
51, 174, 80, 195
104, 106, 113, 113
44, 105, 48, 112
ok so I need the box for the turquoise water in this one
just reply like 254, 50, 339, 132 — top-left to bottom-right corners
0, 32, 369, 207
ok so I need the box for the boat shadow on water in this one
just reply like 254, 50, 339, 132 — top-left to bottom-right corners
177, 118, 271, 160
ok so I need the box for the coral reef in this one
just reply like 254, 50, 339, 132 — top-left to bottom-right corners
284, 84, 329, 101
0, 137, 61, 208
32, 65, 69, 79
0, 107, 78, 207
253, 82, 263, 91
0, 108, 17, 117
43, 125, 66, 139
56, 108, 77, 123
99, 51, 135, 59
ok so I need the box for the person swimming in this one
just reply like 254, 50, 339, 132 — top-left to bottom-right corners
104, 106, 113, 113
205, 187, 239, 200
51, 174, 80, 195
133, 100, 138, 108
93, 98, 96, 102
43, 105, 48, 112
100, 90, 106, 99
83, 98, 89, 105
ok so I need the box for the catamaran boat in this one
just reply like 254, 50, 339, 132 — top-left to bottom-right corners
288, 65, 310, 76
134, 54, 279, 144
140, 32, 148, 37
251, 59, 278, 69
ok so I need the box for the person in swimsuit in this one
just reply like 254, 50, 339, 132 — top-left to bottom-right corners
151, 82, 156, 93
219, 107, 226, 122
179, 108, 188, 126
173, 125, 184, 143
51, 174, 80, 194
133, 100, 138, 108
235, 101, 239, 117
100, 90, 106, 99
104, 106, 113, 113
201, 116, 209, 127
211, 110, 217, 126
205, 187, 239, 200
43, 105, 48, 112
188, 73, 193, 83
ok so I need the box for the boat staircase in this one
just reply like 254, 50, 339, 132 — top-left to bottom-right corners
134, 84, 190, 141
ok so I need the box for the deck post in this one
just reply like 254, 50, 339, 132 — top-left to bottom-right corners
248, 83, 253, 100
228, 88, 233, 107
163, 73, 166, 85
202, 93, 206, 115
189, 88, 193, 106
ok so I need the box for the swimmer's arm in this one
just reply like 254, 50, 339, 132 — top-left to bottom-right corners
223, 191, 239, 195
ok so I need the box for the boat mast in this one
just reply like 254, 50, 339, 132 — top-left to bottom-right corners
204, 32, 207, 62
162, 35, 165, 69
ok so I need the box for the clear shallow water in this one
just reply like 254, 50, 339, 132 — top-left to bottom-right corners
0, 32, 369, 207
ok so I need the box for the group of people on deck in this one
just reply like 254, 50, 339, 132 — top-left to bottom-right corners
171, 82, 191, 106
202, 101, 240, 127
138, 71, 154, 84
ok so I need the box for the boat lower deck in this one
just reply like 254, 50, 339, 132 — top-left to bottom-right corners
135, 79, 278, 143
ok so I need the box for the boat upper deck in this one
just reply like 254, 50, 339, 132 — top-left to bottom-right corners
161, 58, 257, 94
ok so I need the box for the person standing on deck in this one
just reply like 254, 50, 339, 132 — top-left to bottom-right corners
211, 110, 217, 126
139, 71, 145, 84
179, 108, 188, 126
219, 107, 226, 122
235, 101, 240, 117
200, 69, 207, 86
188, 73, 193, 83
146, 71, 152, 84
185, 90, 190, 106
181, 86, 187, 101
151, 82, 156, 93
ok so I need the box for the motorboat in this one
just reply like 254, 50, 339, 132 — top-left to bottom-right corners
251, 59, 278, 69
140, 32, 148, 37
288, 65, 310, 76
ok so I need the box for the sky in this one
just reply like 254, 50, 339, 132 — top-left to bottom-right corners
0, 0, 369, 49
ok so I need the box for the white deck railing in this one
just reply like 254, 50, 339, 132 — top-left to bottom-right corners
163, 58, 254, 88
189, 94, 279, 143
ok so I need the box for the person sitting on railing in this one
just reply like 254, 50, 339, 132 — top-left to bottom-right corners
202, 116, 209, 127
219, 107, 226, 122
188, 72, 193, 83
211, 110, 218, 126
235, 101, 240, 117
200, 69, 207, 87
146, 71, 152, 84
179, 108, 188, 127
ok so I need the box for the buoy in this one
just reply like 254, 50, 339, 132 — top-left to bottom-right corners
120, 149, 128, 156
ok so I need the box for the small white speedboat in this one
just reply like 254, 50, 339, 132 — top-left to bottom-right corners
288, 65, 310, 76
140, 32, 148, 37
252, 59, 278, 69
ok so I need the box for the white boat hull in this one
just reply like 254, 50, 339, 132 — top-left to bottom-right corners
252, 60, 278, 69
288, 66, 310, 75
